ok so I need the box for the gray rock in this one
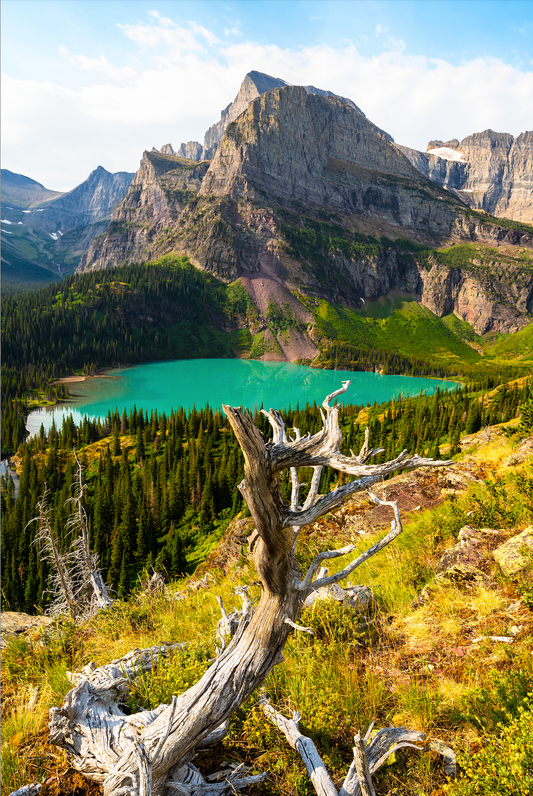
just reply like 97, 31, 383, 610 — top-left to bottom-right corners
399, 129, 533, 224
304, 576, 372, 611
493, 526, 533, 576
434, 525, 499, 581
505, 436, 533, 467
27, 165, 134, 235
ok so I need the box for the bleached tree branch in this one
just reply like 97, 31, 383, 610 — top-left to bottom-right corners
297, 491, 403, 595
261, 699, 338, 796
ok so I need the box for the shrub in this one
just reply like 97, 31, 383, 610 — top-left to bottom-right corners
444, 697, 533, 796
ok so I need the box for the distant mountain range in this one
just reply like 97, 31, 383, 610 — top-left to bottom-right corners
3, 70, 532, 362
398, 131, 533, 223
1, 166, 134, 290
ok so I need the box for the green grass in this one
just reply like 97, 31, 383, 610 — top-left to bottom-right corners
3, 428, 533, 795
314, 298, 482, 367
3, 427, 533, 795
442, 314, 485, 345
433, 242, 533, 274
487, 322, 533, 361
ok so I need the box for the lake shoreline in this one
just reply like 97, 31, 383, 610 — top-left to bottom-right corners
25, 359, 462, 439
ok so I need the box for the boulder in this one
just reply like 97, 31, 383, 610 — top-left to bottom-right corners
505, 436, 533, 467
493, 527, 533, 576
434, 525, 499, 581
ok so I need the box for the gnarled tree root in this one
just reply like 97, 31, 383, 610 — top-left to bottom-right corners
49, 643, 266, 796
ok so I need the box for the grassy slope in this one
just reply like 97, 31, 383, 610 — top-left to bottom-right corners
313, 297, 482, 368
0, 173, 62, 209
1, 218, 98, 292
1, 224, 64, 292
487, 322, 533, 361
2, 423, 532, 795
285, 233, 532, 377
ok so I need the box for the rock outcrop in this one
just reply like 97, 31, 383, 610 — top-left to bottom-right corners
420, 250, 533, 334
398, 129, 533, 223
493, 526, 533, 576
176, 141, 204, 160
78, 150, 209, 272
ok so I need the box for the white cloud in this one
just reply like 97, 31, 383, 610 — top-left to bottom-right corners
189, 21, 220, 46
58, 45, 137, 82
3, 14, 532, 191
225, 27, 243, 37
118, 17, 206, 53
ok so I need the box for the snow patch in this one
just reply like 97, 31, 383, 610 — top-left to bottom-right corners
36, 208, 44, 212
2, 230, 13, 234
22, 210, 31, 213
1, 219, 13, 224
427, 147, 465, 161
49, 232, 59, 240
17, 222, 23, 225
459, 188, 474, 193
57, 230, 63, 236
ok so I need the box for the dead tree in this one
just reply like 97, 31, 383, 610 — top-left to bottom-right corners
48, 382, 451, 794
30, 451, 112, 620
66, 449, 113, 615
32, 488, 78, 621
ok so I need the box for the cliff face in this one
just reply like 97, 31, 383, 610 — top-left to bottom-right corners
399, 129, 533, 223
176, 70, 371, 162
78, 151, 209, 271
81, 81, 533, 339
200, 87, 427, 209
420, 254, 533, 335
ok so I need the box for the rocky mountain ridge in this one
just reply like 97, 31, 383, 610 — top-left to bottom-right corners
27, 166, 134, 235
398, 129, 533, 223
80, 79, 533, 351
160, 70, 371, 163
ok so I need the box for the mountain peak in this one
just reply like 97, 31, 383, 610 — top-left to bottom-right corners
177, 71, 379, 161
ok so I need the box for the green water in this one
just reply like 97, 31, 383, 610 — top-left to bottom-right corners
27, 359, 459, 434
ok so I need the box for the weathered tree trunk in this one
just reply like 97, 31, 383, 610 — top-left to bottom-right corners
49, 382, 452, 795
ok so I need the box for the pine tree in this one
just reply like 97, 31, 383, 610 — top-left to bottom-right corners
170, 523, 187, 577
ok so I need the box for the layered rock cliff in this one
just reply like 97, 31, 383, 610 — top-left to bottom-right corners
398, 129, 533, 223
420, 247, 533, 335
175, 70, 370, 162
80, 79, 533, 341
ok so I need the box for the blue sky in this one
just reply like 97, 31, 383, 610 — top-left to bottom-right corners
2, 0, 532, 190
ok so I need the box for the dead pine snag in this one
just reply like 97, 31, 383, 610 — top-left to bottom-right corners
48, 382, 452, 795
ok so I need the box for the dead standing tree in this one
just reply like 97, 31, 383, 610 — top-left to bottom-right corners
31, 450, 112, 621
49, 382, 452, 795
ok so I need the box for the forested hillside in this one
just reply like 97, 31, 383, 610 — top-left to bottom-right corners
2, 380, 529, 613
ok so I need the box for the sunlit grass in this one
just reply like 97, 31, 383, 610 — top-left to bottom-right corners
3, 431, 533, 795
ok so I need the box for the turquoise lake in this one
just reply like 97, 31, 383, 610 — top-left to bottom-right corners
26, 359, 460, 435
